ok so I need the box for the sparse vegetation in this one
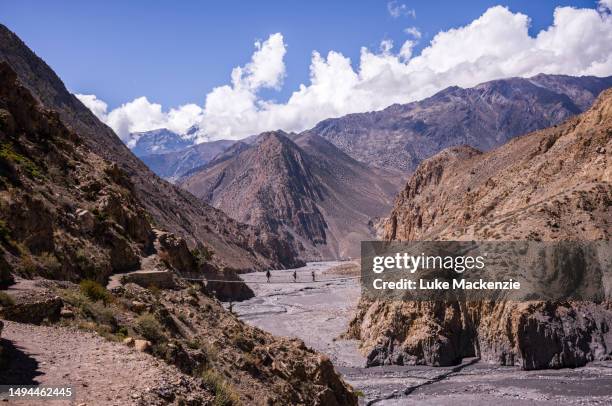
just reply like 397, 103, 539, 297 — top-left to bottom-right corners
136, 313, 165, 343
79, 279, 112, 305
18, 255, 38, 276
201, 369, 241, 406
0, 142, 43, 179
0, 291, 14, 307
39, 252, 61, 273
192, 246, 215, 264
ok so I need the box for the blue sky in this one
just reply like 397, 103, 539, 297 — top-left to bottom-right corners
2, 0, 610, 143
2, 0, 597, 108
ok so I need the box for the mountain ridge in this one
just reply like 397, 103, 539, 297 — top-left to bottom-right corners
304, 73, 612, 172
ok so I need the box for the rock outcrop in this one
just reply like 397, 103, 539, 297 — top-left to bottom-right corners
348, 89, 612, 370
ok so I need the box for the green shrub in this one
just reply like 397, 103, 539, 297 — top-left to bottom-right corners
39, 252, 61, 273
79, 280, 111, 305
0, 291, 14, 307
0, 143, 43, 179
136, 313, 165, 343
0, 220, 11, 243
18, 255, 38, 276
202, 369, 240, 406
193, 246, 214, 265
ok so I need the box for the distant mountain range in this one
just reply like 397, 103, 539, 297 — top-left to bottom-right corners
304, 74, 612, 172
135, 74, 612, 184
139, 139, 233, 182
130, 128, 193, 157
135, 73, 611, 259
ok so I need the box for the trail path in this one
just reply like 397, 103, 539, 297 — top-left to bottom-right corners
235, 262, 612, 405
0, 321, 197, 405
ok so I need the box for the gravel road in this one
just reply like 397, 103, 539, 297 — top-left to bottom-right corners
0, 321, 201, 405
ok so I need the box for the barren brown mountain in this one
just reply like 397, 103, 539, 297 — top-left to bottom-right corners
0, 24, 302, 272
180, 131, 403, 259
347, 88, 612, 370
306, 74, 612, 172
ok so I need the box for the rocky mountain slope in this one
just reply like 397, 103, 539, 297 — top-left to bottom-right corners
130, 128, 193, 158
347, 89, 612, 370
180, 131, 402, 259
0, 27, 357, 404
141, 139, 234, 182
0, 24, 301, 272
305, 74, 612, 172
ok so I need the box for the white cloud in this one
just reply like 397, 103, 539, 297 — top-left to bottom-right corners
78, 4, 612, 145
77, 94, 203, 145
75, 94, 108, 121
387, 1, 416, 18
599, 0, 612, 13
404, 26, 421, 39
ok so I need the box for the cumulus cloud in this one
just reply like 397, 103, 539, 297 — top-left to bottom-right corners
77, 94, 203, 145
387, 1, 416, 18
75, 94, 108, 121
78, 4, 612, 144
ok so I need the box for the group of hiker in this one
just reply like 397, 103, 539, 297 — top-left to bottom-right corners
265, 269, 315, 283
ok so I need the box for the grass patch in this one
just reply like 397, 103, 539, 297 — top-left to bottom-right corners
202, 369, 241, 406
0, 143, 43, 179
0, 291, 14, 307
79, 279, 112, 305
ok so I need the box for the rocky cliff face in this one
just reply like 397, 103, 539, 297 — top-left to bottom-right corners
306, 74, 612, 172
180, 131, 402, 259
347, 89, 612, 370
0, 24, 300, 272
0, 62, 153, 284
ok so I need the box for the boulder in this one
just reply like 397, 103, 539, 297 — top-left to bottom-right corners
76, 209, 94, 233
0, 295, 62, 324
134, 339, 151, 352
130, 300, 146, 313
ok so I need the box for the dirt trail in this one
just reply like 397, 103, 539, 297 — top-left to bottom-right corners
0, 321, 198, 405
236, 262, 612, 405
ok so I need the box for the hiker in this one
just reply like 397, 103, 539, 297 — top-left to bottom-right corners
293, 270, 297, 282
266, 270, 271, 283
229, 301, 234, 314
311, 270, 315, 282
